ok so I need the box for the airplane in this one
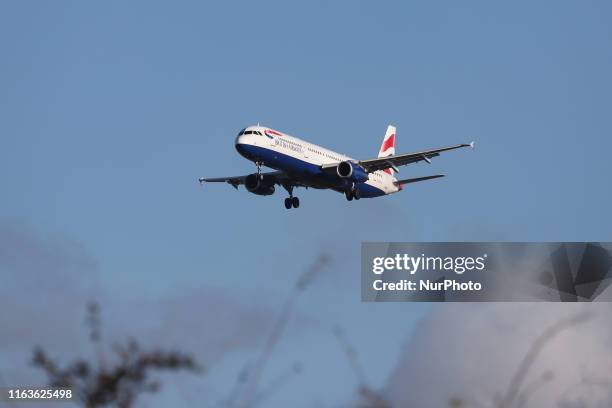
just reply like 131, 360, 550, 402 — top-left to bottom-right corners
198, 125, 473, 209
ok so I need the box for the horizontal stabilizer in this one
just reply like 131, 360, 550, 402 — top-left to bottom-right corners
394, 174, 445, 185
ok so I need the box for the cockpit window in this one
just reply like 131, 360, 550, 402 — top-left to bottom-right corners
237, 129, 263, 136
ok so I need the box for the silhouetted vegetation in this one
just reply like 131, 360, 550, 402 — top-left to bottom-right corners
32, 302, 202, 408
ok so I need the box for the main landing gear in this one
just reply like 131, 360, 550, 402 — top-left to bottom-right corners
284, 196, 300, 209
345, 187, 361, 201
283, 184, 300, 209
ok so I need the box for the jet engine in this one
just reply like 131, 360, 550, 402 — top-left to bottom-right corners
337, 161, 369, 183
245, 173, 275, 196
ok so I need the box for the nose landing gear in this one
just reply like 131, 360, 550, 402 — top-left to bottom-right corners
255, 161, 264, 179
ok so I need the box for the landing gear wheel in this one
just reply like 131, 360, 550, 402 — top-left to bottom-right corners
353, 188, 361, 200
284, 198, 292, 209
291, 196, 300, 208
345, 191, 353, 201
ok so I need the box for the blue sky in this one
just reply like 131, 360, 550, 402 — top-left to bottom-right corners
1, 1, 611, 407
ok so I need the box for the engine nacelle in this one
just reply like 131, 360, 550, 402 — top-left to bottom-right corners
245, 173, 275, 196
337, 161, 369, 183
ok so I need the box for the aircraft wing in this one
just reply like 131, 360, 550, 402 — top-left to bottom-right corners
198, 171, 293, 189
359, 142, 474, 173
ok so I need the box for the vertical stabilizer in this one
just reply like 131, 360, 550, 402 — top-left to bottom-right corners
378, 125, 396, 175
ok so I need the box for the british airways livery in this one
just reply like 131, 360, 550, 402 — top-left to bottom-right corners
199, 125, 473, 209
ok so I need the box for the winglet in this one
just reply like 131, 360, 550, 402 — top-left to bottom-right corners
469, 141, 475, 149
198, 177, 205, 185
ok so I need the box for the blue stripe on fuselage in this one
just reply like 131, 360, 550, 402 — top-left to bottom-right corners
235, 143, 386, 198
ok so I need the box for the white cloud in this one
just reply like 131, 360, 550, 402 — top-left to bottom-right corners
385, 303, 612, 408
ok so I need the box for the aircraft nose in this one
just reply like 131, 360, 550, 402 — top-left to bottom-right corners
235, 134, 245, 146
235, 135, 249, 158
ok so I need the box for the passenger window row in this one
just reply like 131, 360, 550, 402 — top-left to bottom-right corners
307, 147, 341, 161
